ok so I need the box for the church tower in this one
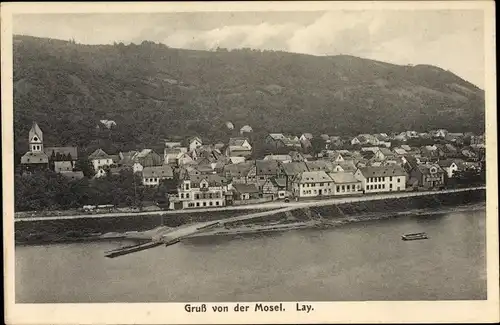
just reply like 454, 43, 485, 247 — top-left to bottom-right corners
29, 122, 44, 153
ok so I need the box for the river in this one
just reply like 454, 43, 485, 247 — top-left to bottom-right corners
15, 208, 486, 303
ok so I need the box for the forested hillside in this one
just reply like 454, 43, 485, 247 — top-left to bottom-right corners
13, 35, 485, 157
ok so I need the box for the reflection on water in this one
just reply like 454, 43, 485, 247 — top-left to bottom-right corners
16, 210, 486, 303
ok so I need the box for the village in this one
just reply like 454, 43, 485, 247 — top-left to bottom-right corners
18, 121, 486, 212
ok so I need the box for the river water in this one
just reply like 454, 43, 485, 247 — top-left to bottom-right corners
16, 209, 486, 303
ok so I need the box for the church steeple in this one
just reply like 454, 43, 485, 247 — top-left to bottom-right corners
29, 122, 44, 153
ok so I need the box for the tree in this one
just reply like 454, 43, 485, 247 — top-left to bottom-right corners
75, 157, 95, 178
310, 137, 326, 156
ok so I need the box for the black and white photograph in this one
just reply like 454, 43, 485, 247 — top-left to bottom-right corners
2, 1, 498, 324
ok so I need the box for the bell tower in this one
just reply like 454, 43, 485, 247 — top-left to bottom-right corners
29, 122, 44, 153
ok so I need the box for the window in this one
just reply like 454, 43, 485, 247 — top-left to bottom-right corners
209, 201, 213, 206
216, 201, 219, 206
196, 202, 200, 207
390, 176, 393, 181
203, 202, 206, 207
180, 193, 184, 199
397, 178, 401, 183
389, 184, 393, 189
336, 186, 340, 192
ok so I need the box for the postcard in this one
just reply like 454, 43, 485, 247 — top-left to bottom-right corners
2, 1, 498, 324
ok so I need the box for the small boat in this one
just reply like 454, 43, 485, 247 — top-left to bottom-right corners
401, 232, 429, 241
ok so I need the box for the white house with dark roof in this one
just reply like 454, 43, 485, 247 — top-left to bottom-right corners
189, 136, 203, 152
175, 175, 227, 209
354, 166, 407, 193
291, 171, 334, 198
88, 148, 113, 171
227, 137, 252, 157
142, 165, 174, 186
328, 172, 362, 195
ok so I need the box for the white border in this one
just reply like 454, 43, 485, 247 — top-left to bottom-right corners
2, 2, 498, 324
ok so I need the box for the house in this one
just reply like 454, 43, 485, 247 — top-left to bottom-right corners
54, 161, 73, 173
223, 162, 255, 184
305, 160, 334, 172
292, 171, 334, 198
99, 119, 116, 129
300, 138, 312, 151
351, 137, 361, 145
136, 149, 163, 167
409, 164, 446, 189
45, 146, 78, 168
240, 125, 253, 134
229, 156, 246, 164
232, 183, 260, 201
324, 151, 344, 162
354, 166, 407, 193
393, 148, 408, 156
188, 136, 203, 152
118, 151, 144, 173
281, 162, 309, 191
262, 177, 288, 200
430, 129, 448, 138
289, 151, 306, 162
227, 137, 252, 157
94, 167, 108, 178
265, 133, 302, 150
164, 140, 182, 149
299, 133, 313, 141
374, 147, 395, 161
142, 165, 174, 186
20, 122, 49, 172
316, 134, 327, 141
263, 154, 292, 163
461, 149, 477, 160
59, 171, 85, 181
255, 160, 282, 184
88, 148, 113, 171
333, 161, 357, 173
401, 144, 411, 151
175, 176, 226, 209
437, 159, 461, 178
327, 172, 363, 196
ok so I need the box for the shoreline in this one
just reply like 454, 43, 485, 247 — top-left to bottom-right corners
186, 203, 486, 239
16, 202, 486, 246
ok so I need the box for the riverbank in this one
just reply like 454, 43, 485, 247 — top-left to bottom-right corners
187, 202, 486, 238
14, 189, 486, 245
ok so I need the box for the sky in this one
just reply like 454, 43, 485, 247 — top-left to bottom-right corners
13, 10, 485, 88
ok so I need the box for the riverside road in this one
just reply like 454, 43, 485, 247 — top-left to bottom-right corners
15, 187, 485, 222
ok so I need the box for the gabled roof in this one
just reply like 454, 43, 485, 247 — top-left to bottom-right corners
328, 172, 360, 184
256, 160, 281, 175
263, 154, 292, 162
21, 151, 49, 164
357, 166, 407, 177
268, 133, 285, 140
281, 162, 309, 176
271, 177, 287, 188
301, 133, 313, 139
436, 159, 456, 167
29, 122, 43, 142
228, 137, 250, 147
415, 164, 445, 175
233, 183, 260, 194
142, 165, 174, 178
379, 148, 393, 156
59, 171, 85, 180
223, 161, 254, 176
305, 160, 334, 172
294, 171, 332, 183
393, 148, 407, 155
188, 174, 227, 187
88, 148, 110, 160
